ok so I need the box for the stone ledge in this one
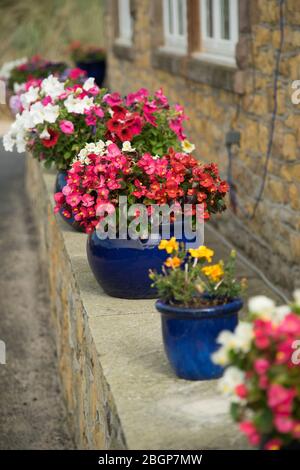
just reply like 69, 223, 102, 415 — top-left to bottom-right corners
25, 154, 251, 450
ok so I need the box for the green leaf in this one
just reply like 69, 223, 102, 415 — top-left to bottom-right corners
253, 409, 273, 434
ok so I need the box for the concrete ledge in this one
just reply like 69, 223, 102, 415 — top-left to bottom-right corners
26, 154, 249, 450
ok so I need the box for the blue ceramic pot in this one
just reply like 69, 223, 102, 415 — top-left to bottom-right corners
76, 59, 106, 87
155, 298, 242, 380
55, 170, 84, 232
86, 226, 195, 299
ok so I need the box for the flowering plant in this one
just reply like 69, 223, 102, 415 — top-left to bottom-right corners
54, 141, 228, 233
68, 41, 106, 62
4, 84, 190, 170
149, 243, 245, 307
0, 55, 67, 92
7, 68, 87, 116
213, 292, 300, 450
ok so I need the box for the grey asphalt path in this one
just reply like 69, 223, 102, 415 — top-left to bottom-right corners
0, 143, 74, 449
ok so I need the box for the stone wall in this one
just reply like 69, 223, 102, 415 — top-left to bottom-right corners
105, 0, 300, 292
25, 155, 126, 449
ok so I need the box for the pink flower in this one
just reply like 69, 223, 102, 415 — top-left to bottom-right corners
126, 88, 149, 106
278, 313, 300, 335
239, 421, 261, 446
85, 115, 97, 126
66, 193, 81, 207
254, 358, 270, 375
267, 384, 296, 413
235, 384, 248, 399
68, 67, 86, 80
54, 192, 65, 204
93, 106, 104, 117
103, 92, 123, 107
143, 101, 158, 126
106, 143, 122, 158
274, 414, 294, 433
62, 184, 73, 196
82, 194, 94, 207
155, 88, 169, 107
264, 438, 282, 450
259, 374, 269, 389
169, 117, 186, 140
42, 96, 52, 106
59, 120, 74, 135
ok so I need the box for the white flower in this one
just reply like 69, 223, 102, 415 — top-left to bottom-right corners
108, 108, 114, 117
41, 75, 64, 99
217, 330, 236, 349
293, 289, 300, 307
40, 127, 50, 140
218, 366, 245, 399
274, 305, 291, 323
181, 139, 195, 154
211, 347, 230, 367
233, 322, 254, 353
0, 57, 27, 80
105, 140, 113, 146
3, 132, 15, 151
64, 94, 94, 114
20, 86, 40, 109
122, 141, 135, 152
42, 103, 59, 123
83, 77, 95, 91
13, 82, 25, 94
248, 295, 275, 319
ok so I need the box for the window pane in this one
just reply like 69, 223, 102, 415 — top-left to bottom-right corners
221, 0, 230, 39
177, 0, 185, 36
206, 0, 214, 38
168, 0, 174, 34
118, 0, 132, 40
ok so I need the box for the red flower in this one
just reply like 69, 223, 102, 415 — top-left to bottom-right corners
116, 126, 134, 142
41, 129, 59, 148
107, 118, 122, 133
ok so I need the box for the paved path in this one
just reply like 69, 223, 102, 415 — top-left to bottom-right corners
0, 136, 74, 449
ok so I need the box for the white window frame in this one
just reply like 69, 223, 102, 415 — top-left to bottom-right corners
162, 0, 187, 52
199, 0, 238, 66
116, 0, 132, 46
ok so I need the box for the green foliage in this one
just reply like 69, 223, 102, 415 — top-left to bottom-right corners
150, 243, 246, 307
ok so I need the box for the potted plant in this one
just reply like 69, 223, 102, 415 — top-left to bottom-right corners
212, 292, 300, 450
6, 67, 87, 116
51, 86, 191, 231
0, 55, 67, 94
54, 139, 228, 298
68, 41, 106, 87
2, 73, 111, 229
150, 244, 245, 380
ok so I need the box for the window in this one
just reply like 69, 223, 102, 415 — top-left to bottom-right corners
163, 0, 187, 51
117, 0, 132, 45
199, 0, 238, 64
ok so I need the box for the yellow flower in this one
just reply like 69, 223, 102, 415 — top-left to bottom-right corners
181, 139, 195, 154
189, 245, 214, 262
164, 256, 182, 269
158, 237, 179, 254
202, 263, 224, 282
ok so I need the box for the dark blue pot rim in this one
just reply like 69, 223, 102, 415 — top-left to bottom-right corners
155, 298, 243, 320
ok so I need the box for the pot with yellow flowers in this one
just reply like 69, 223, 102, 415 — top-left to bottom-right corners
150, 242, 246, 380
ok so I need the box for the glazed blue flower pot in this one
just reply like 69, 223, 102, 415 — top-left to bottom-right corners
86, 226, 196, 299
76, 59, 106, 87
155, 298, 242, 380
54, 170, 84, 232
